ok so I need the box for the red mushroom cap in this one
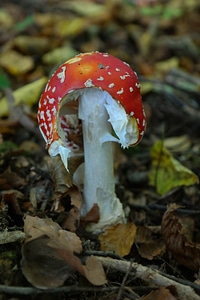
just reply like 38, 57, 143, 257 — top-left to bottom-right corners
38, 51, 146, 154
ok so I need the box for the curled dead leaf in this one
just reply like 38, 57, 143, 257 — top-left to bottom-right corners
161, 203, 200, 271
136, 226, 165, 260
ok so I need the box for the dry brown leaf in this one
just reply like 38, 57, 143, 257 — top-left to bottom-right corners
136, 226, 165, 260
161, 203, 200, 271
21, 236, 74, 289
2, 189, 25, 217
81, 203, 100, 225
82, 256, 107, 286
99, 223, 137, 257
0, 166, 27, 190
141, 286, 177, 300
22, 216, 107, 288
53, 186, 82, 231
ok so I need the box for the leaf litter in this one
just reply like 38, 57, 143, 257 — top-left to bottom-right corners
0, 0, 200, 299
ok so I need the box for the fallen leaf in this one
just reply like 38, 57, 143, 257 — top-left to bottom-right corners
0, 167, 27, 190
42, 46, 78, 65
161, 203, 200, 271
0, 50, 34, 75
83, 256, 107, 286
141, 286, 177, 300
22, 236, 75, 289
22, 216, 107, 288
54, 18, 88, 38
57, 186, 82, 232
14, 35, 51, 54
163, 135, 191, 152
0, 77, 47, 117
149, 141, 199, 195
81, 203, 100, 225
99, 223, 137, 257
136, 226, 165, 260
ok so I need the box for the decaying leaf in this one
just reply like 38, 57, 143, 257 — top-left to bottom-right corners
0, 77, 47, 117
141, 286, 177, 300
0, 165, 27, 189
57, 186, 82, 232
161, 203, 200, 271
136, 226, 165, 260
99, 223, 137, 257
81, 203, 100, 226
149, 141, 199, 195
22, 236, 75, 289
163, 135, 191, 153
21, 215, 107, 288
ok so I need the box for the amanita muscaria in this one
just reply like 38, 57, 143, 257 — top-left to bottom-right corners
38, 51, 146, 232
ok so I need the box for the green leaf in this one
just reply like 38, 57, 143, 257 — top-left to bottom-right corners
14, 15, 34, 32
149, 141, 199, 195
0, 69, 10, 89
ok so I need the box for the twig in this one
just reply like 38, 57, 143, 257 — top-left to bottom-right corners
117, 260, 140, 300
97, 256, 200, 300
0, 285, 118, 296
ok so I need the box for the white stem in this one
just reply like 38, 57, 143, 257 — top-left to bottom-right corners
78, 88, 125, 232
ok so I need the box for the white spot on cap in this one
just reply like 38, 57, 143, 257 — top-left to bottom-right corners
103, 53, 109, 57
129, 87, 134, 92
108, 72, 112, 75
47, 95, 55, 104
143, 119, 146, 126
130, 111, 134, 116
117, 88, 124, 95
40, 111, 45, 121
123, 61, 130, 67
49, 123, 53, 135
45, 82, 50, 92
47, 86, 51, 91
134, 71, 138, 76
120, 72, 130, 80
51, 106, 57, 115
46, 109, 51, 121
97, 76, 104, 81
68, 89, 75, 93
52, 87, 56, 93
140, 131, 144, 135
135, 83, 141, 88
84, 79, 94, 87
116, 68, 120, 72
108, 83, 115, 88
57, 66, 66, 83
136, 118, 140, 124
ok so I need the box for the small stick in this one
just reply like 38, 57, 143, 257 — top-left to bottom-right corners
97, 256, 200, 300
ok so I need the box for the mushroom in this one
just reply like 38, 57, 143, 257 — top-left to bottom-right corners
37, 51, 146, 232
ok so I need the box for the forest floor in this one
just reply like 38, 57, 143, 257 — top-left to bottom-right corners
0, 0, 200, 299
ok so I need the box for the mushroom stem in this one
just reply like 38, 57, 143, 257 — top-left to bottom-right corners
78, 88, 125, 231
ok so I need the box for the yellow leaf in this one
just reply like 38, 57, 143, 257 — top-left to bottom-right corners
99, 223, 137, 257
0, 77, 47, 117
55, 18, 87, 38
42, 46, 78, 65
0, 50, 34, 75
149, 141, 199, 195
